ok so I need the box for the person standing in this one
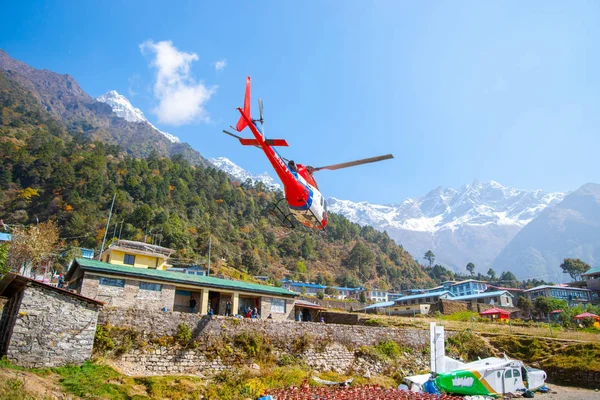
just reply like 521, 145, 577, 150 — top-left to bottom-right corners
225, 300, 232, 316
189, 296, 197, 313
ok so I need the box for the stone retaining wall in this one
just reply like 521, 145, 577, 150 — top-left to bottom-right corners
99, 308, 433, 377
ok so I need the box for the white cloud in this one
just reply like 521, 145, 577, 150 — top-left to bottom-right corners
215, 59, 227, 71
140, 40, 216, 125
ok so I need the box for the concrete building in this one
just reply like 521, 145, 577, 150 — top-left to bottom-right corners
582, 266, 600, 292
348, 289, 389, 303
450, 290, 514, 307
100, 239, 176, 270
365, 301, 432, 316
0, 273, 103, 368
421, 279, 489, 297
280, 279, 359, 299
66, 258, 297, 320
524, 284, 597, 304
394, 290, 454, 306
167, 265, 207, 276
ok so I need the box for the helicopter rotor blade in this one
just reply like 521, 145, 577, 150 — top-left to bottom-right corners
308, 154, 394, 173
258, 98, 264, 124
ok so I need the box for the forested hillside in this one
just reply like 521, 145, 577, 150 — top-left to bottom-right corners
0, 70, 433, 290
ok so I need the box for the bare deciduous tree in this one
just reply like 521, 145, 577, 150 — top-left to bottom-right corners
7, 220, 60, 276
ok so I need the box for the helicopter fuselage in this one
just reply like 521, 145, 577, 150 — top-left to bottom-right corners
236, 109, 328, 229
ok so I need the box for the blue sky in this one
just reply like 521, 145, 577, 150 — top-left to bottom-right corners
1, 1, 599, 203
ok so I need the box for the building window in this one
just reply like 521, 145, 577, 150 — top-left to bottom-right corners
271, 298, 286, 314
140, 282, 162, 291
99, 277, 125, 288
124, 254, 135, 265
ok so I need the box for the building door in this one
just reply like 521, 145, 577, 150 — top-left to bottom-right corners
209, 292, 221, 315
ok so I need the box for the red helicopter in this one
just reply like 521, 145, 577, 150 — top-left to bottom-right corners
223, 77, 393, 230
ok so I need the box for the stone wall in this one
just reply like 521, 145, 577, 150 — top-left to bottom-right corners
81, 273, 175, 311
430, 299, 469, 315
320, 311, 361, 325
4, 284, 101, 367
98, 308, 433, 377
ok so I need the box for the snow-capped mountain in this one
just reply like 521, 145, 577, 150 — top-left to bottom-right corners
97, 90, 181, 143
209, 157, 281, 191
328, 181, 566, 272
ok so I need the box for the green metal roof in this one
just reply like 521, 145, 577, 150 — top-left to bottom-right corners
71, 258, 296, 297
583, 266, 600, 276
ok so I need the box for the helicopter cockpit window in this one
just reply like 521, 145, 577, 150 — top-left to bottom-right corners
288, 160, 297, 172
324, 199, 327, 211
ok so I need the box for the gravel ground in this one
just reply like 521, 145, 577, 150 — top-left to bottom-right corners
536, 384, 600, 400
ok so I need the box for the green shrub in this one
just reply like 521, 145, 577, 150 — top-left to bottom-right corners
446, 330, 493, 361
364, 318, 388, 327
278, 354, 298, 366
292, 334, 313, 354
233, 331, 273, 362
374, 340, 402, 359
175, 323, 193, 346
93, 325, 115, 353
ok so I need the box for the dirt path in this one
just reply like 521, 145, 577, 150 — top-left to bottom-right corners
0, 368, 75, 399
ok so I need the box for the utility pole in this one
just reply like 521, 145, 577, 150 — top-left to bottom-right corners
99, 193, 116, 260
118, 220, 124, 239
207, 235, 212, 276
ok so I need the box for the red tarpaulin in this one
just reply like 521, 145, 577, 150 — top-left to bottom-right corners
479, 307, 511, 317
574, 312, 600, 321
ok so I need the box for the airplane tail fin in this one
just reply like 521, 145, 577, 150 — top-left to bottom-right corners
235, 76, 251, 132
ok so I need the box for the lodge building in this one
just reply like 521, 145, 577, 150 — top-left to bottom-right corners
65, 240, 298, 320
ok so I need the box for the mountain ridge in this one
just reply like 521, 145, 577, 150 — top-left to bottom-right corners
492, 182, 600, 282
0, 49, 206, 167
328, 181, 566, 272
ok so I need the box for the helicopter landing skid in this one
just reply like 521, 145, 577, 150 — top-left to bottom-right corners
268, 198, 296, 229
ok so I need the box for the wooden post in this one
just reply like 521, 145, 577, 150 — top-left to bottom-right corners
232, 292, 239, 316
200, 289, 209, 315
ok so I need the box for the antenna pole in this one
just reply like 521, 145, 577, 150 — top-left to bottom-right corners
99, 193, 116, 260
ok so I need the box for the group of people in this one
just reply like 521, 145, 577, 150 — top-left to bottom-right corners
188, 296, 264, 319
244, 306, 260, 319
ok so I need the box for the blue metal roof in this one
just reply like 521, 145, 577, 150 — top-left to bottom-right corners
282, 281, 327, 290
365, 301, 395, 309
394, 290, 453, 302
281, 279, 360, 292
524, 285, 591, 292
450, 290, 512, 301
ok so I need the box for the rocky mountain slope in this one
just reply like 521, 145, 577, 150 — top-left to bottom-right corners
328, 181, 565, 272
209, 157, 281, 191
96, 90, 181, 144
0, 49, 206, 166
492, 183, 600, 282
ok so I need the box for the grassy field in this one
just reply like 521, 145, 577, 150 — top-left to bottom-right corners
358, 311, 600, 342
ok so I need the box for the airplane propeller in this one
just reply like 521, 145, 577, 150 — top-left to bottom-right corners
307, 154, 394, 174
